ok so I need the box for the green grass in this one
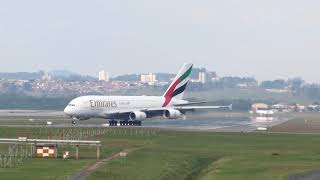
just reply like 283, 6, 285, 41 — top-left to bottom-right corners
0, 159, 94, 180
0, 127, 320, 179
89, 131, 320, 180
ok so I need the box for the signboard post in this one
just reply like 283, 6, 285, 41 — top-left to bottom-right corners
119, 151, 127, 166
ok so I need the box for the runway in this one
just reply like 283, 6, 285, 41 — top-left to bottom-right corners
141, 116, 290, 132
0, 110, 291, 132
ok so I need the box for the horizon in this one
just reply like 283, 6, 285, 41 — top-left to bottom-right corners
0, 68, 309, 84
1, 1, 320, 82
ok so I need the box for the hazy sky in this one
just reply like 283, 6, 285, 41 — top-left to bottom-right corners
0, 0, 320, 82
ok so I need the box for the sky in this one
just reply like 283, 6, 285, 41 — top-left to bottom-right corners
0, 0, 320, 82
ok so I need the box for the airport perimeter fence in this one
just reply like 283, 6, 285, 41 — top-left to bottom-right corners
0, 144, 33, 168
36, 127, 159, 140
0, 127, 159, 168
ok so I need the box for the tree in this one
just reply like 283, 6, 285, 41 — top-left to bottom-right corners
288, 77, 305, 91
260, 79, 287, 89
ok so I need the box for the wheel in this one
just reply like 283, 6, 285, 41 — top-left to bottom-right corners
133, 121, 141, 126
109, 120, 114, 126
72, 120, 77, 125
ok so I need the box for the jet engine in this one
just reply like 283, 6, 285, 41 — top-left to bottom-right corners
129, 111, 147, 120
163, 109, 182, 119
73, 116, 90, 120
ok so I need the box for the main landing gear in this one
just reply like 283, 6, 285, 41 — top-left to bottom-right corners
108, 120, 142, 126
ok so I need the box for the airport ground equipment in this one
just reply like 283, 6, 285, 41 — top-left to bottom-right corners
0, 137, 101, 160
63, 151, 70, 159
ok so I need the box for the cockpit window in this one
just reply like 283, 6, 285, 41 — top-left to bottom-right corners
68, 104, 76, 107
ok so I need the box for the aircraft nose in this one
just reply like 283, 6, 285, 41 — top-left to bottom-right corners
64, 106, 71, 115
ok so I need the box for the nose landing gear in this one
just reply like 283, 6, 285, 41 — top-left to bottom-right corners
71, 117, 81, 125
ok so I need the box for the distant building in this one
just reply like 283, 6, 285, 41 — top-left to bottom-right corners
237, 83, 248, 88
270, 103, 296, 112
42, 73, 53, 81
98, 70, 110, 81
140, 73, 156, 83
307, 104, 320, 112
198, 72, 207, 84
295, 104, 306, 112
252, 103, 269, 110
265, 89, 290, 93
210, 71, 218, 81
189, 67, 218, 83
250, 103, 275, 118
199, 71, 215, 84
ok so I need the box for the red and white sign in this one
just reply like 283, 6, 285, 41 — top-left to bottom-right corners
36, 146, 56, 158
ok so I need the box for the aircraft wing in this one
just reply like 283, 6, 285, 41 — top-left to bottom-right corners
172, 105, 232, 110
142, 105, 232, 111
173, 101, 211, 106
101, 104, 232, 119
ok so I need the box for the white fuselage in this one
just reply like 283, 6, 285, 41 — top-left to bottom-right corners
63, 63, 227, 123
64, 95, 187, 120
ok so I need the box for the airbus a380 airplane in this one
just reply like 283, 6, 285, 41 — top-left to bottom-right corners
64, 63, 231, 126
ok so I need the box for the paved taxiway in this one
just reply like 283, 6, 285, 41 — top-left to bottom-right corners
0, 110, 291, 132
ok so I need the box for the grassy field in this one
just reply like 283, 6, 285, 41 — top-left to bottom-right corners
0, 125, 320, 180
89, 131, 320, 180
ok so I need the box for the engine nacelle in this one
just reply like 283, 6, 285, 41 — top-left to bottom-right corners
129, 111, 147, 120
163, 109, 182, 119
73, 116, 90, 120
